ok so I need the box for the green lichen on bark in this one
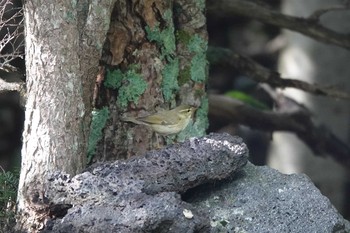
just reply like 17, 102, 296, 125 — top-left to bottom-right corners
192, 97, 209, 135
196, 0, 206, 11
176, 30, 208, 84
104, 69, 123, 89
145, 9, 176, 59
178, 65, 191, 86
87, 107, 109, 162
64, 11, 75, 22
162, 58, 179, 101
188, 35, 208, 83
105, 68, 148, 109
145, 9, 179, 102
176, 30, 192, 45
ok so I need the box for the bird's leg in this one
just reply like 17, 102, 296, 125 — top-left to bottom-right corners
151, 131, 162, 149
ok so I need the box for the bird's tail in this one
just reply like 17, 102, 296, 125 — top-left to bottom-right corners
120, 116, 146, 126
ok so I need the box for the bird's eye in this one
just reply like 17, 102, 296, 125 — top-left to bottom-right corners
186, 108, 193, 113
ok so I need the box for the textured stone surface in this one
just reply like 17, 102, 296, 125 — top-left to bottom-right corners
185, 162, 350, 233
42, 133, 350, 233
43, 133, 248, 232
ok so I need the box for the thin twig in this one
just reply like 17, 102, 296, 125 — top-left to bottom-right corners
0, 1, 24, 70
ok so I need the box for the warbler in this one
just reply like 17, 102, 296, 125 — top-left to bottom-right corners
121, 105, 196, 135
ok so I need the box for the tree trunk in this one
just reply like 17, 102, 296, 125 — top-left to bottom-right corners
16, 0, 209, 230
16, 1, 114, 230
92, 0, 208, 160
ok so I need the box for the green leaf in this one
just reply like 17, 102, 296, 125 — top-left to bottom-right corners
225, 91, 270, 110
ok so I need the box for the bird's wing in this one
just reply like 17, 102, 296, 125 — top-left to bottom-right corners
138, 112, 180, 125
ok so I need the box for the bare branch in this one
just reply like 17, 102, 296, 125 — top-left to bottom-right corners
0, 70, 26, 106
0, 77, 24, 93
309, 5, 350, 22
207, 47, 350, 99
209, 94, 350, 168
207, 0, 350, 50
0, 0, 24, 70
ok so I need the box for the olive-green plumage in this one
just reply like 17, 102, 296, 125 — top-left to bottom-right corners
121, 105, 196, 135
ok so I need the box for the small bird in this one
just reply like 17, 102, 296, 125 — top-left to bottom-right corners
121, 105, 196, 135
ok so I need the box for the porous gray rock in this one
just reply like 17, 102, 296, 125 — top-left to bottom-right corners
43, 133, 248, 232
41, 133, 350, 233
185, 162, 350, 233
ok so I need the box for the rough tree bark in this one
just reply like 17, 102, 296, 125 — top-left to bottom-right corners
91, 0, 208, 161
16, 1, 115, 231
16, 0, 209, 230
